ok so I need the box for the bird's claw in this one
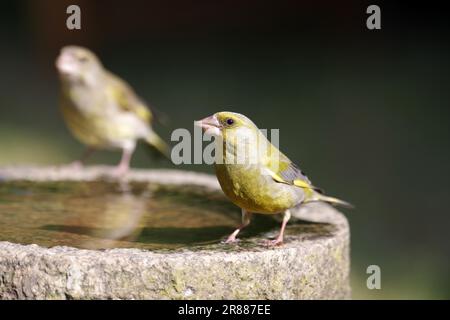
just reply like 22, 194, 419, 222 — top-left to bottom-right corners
264, 238, 284, 247
111, 165, 129, 178
67, 161, 83, 170
223, 237, 240, 244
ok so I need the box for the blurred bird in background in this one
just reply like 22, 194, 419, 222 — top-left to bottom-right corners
197, 111, 352, 246
56, 46, 168, 175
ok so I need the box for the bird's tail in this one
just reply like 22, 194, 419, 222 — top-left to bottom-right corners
144, 130, 170, 159
305, 191, 354, 209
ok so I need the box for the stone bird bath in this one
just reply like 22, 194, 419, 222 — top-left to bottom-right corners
0, 166, 350, 299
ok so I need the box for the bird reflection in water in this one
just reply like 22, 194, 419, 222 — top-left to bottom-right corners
86, 181, 149, 248
52, 180, 150, 250
34, 180, 276, 249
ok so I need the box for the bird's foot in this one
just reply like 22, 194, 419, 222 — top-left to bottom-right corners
264, 238, 284, 247
66, 161, 83, 170
112, 164, 129, 178
223, 235, 240, 244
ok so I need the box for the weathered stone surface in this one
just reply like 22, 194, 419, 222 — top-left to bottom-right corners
0, 166, 351, 300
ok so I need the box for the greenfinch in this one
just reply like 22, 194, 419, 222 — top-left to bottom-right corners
197, 111, 351, 246
56, 46, 168, 175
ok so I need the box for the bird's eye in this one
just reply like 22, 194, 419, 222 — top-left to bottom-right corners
226, 118, 234, 126
78, 56, 88, 63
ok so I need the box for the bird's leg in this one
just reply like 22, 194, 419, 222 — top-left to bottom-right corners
225, 209, 252, 244
266, 209, 291, 246
113, 148, 134, 176
69, 147, 95, 169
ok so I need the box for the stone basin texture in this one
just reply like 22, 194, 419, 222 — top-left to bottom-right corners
0, 166, 351, 300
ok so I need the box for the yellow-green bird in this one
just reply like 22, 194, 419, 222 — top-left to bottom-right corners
56, 45, 168, 175
197, 111, 352, 246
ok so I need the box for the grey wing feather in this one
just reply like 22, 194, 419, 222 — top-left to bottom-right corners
278, 153, 312, 184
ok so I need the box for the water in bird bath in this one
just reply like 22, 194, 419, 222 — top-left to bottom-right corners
0, 180, 281, 250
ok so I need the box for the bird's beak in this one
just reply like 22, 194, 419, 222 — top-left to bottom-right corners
56, 52, 77, 74
195, 115, 221, 131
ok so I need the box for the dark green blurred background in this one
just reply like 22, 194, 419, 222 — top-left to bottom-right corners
0, 1, 449, 299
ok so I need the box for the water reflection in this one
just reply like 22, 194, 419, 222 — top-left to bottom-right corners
30, 181, 148, 249
0, 180, 336, 250
92, 182, 147, 245
0, 180, 277, 250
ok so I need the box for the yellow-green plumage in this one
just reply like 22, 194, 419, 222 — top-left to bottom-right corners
56, 46, 168, 173
197, 111, 351, 245
215, 163, 303, 214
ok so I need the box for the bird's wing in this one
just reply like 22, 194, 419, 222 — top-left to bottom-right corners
106, 71, 153, 123
264, 148, 323, 193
